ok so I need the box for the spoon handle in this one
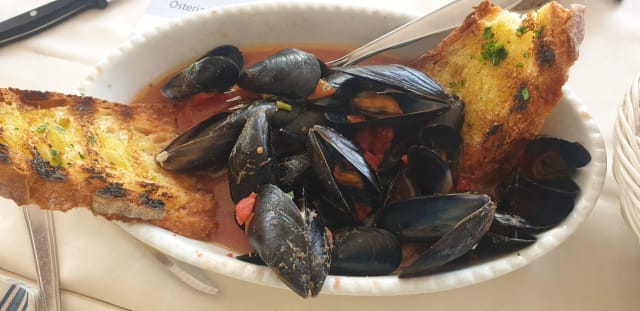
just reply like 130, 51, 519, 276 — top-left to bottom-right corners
327, 0, 523, 67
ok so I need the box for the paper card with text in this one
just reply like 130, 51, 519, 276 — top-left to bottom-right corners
134, 0, 257, 34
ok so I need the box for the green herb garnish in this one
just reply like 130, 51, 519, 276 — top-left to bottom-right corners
520, 87, 530, 101
88, 135, 96, 146
53, 125, 65, 133
36, 123, 49, 134
516, 25, 529, 36
481, 41, 508, 66
480, 26, 508, 66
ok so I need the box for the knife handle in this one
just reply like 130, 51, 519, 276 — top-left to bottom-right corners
0, 0, 108, 47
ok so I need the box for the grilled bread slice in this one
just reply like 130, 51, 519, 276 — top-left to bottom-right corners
412, 1, 585, 185
0, 88, 217, 240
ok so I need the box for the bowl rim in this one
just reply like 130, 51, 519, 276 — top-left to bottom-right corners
80, 0, 608, 296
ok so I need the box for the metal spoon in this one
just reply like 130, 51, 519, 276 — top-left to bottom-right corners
327, 0, 541, 67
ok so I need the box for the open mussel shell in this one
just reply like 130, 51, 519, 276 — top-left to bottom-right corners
307, 125, 381, 223
325, 92, 450, 128
156, 100, 276, 171
238, 48, 324, 98
496, 169, 580, 229
329, 227, 402, 276
161, 55, 241, 100
520, 136, 591, 180
332, 64, 450, 102
374, 193, 493, 242
155, 111, 237, 171
425, 231, 536, 274
398, 198, 496, 278
406, 145, 454, 195
248, 184, 329, 298
311, 72, 361, 108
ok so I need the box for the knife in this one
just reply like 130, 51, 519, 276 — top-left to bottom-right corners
0, 0, 110, 47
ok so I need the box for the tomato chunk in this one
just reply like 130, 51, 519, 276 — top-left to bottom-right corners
234, 192, 257, 226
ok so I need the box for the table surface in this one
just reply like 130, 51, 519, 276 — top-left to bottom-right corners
1, 0, 639, 310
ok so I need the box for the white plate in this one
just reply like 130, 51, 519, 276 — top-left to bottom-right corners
80, 1, 607, 296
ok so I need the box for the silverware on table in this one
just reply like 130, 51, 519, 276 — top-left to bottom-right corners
144, 245, 220, 296
22, 205, 60, 311
0, 0, 111, 47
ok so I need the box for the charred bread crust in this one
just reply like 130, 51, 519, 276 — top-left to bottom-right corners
0, 88, 217, 240
412, 1, 585, 184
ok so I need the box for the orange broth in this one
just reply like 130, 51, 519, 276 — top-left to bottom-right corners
132, 45, 407, 254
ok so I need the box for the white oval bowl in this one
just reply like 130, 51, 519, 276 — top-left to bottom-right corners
80, 1, 607, 296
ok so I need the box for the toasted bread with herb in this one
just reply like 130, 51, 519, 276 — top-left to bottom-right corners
0, 88, 217, 240
412, 1, 585, 184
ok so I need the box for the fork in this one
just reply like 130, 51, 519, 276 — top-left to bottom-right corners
327, 0, 552, 67
22, 205, 60, 311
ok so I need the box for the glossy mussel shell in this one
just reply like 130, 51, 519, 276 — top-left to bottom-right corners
161, 45, 243, 100
248, 184, 329, 298
307, 125, 381, 226
374, 193, 493, 242
238, 48, 325, 98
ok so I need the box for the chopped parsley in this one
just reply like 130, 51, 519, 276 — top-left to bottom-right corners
50, 149, 59, 158
535, 27, 543, 38
53, 125, 65, 133
87, 135, 96, 146
480, 27, 508, 66
78, 152, 86, 160
36, 123, 49, 134
482, 27, 495, 40
520, 87, 530, 101
516, 25, 529, 37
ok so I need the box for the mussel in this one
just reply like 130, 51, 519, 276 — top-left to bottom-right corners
247, 184, 329, 298
238, 48, 326, 99
161, 45, 244, 100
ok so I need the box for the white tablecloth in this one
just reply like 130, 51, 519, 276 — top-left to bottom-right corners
1, 0, 639, 310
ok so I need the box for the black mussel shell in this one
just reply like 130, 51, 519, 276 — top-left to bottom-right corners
311, 72, 361, 108
423, 97, 465, 131
304, 178, 358, 229
419, 124, 463, 183
275, 153, 311, 193
307, 125, 382, 223
156, 100, 276, 171
374, 193, 493, 242
161, 56, 241, 100
155, 112, 237, 171
383, 166, 418, 206
304, 204, 331, 297
426, 231, 536, 274
238, 48, 323, 98
201, 44, 244, 69
406, 145, 454, 195
496, 169, 580, 229
399, 198, 496, 278
520, 136, 591, 180
332, 64, 450, 103
329, 227, 401, 276
248, 184, 328, 298
343, 92, 450, 127
228, 110, 276, 203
